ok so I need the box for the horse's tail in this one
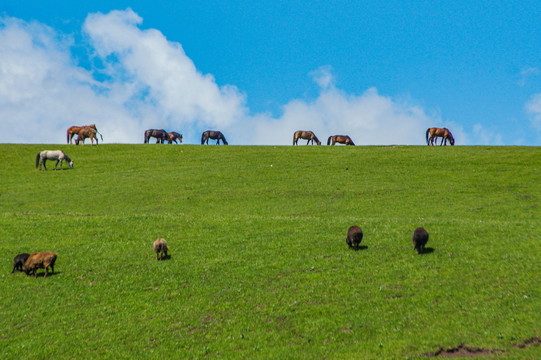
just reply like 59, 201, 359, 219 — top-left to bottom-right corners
144, 130, 148, 144
293, 132, 297, 145
327, 136, 332, 145
35, 152, 40, 168
201, 132, 206, 145
425, 128, 431, 145
67, 129, 71, 144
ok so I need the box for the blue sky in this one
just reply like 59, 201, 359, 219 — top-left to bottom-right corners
1, 0, 541, 145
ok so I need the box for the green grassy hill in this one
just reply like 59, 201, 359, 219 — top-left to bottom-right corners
1, 144, 539, 359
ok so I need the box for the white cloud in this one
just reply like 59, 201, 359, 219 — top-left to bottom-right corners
0, 16, 135, 143
519, 67, 541, 86
0, 9, 451, 145
526, 94, 541, 131
248, 70, 443, 145
83, 9, 247, 129
471, 124, 503, 145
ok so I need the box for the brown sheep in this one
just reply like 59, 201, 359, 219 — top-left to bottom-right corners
153, 238, 168, 261
346, 226, 363, 250
412, 227, 429, 254
12, 253, 30, 273
24, 251, 57, 277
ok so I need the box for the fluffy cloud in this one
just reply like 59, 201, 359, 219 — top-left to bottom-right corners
83, 9, 247, 129
250, 66, 441, 145
0, 9, 449, 145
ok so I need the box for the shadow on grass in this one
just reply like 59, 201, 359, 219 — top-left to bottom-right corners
419, 247, 435, 255
352, 245, 369, 251
27, 271, 62, 278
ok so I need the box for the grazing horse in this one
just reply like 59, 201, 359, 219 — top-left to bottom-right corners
327, 135, 355, 146
67, 124, 102, 144
201, 130, 228, 145
426, 127, 455, 146
166, 132, 183, 144
35, 150, 73, 170
75, 127, 99, 145
293, 130, 321, 145
144, 129, 168, 144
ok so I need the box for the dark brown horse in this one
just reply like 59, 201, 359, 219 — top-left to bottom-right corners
144, 129, 168, 144
293, 130, 321, 145
426, 127, 455, 146
75, 127, 99, 145
166, 132, 183, 144
327, 135, 355, 146
201, 130, 228, 145
67, 124, 102, 144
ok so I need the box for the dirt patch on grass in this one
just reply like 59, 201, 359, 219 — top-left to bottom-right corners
424, 344, 504, 357
513, 337, 541, 349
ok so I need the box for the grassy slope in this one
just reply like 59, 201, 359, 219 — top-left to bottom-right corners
0, 144, 539, 359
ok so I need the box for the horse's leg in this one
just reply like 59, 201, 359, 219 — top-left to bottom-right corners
42, 159, 47, 170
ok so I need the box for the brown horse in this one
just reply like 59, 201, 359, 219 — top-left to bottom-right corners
67, 124, 102, 144
293, 130, 321, 145
201, 130, 228, 145
144, 129, 168, 144
426, 127, 455, 146
166, 132, 183, 144
327, 135, 355, 146
75, 127, 99, 145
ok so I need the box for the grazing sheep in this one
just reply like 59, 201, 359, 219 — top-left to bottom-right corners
412, 227, 429, 254
23, 251, 57, 277
12, 253, 30, 273
346, 225, 363, 250
153, 238, 168, 261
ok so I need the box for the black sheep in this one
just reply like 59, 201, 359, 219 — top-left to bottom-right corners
12, 253, 30, 273
412, 227, 429, 254
346, 226, 363, 250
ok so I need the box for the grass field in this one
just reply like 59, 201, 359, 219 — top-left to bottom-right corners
0, 144, 539, 359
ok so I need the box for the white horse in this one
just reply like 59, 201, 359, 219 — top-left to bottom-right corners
35, 150, 73, 170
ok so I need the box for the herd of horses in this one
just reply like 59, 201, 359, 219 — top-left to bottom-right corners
66, 124, 103, 145
144, 129, 183, 144
65, 124, 455, 146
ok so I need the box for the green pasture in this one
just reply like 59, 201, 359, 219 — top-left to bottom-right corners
0, 144, 539, 359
